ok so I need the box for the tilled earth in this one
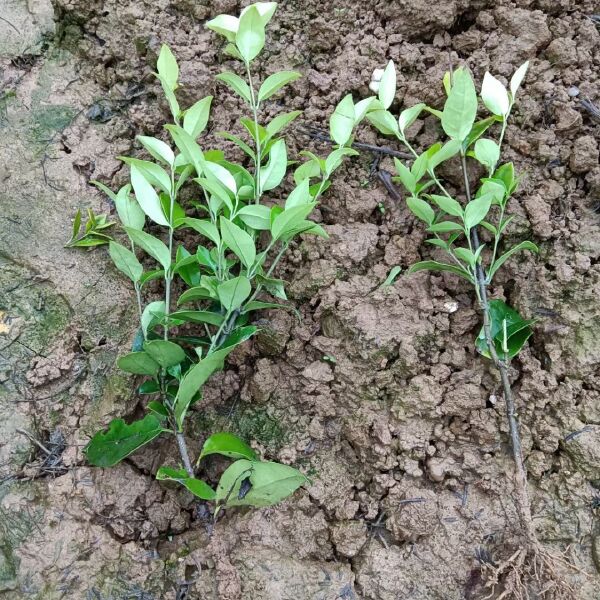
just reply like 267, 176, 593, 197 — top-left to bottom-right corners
1, 0, 599, 598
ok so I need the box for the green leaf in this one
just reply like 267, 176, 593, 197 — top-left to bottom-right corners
487, 241, 538, 282
141, 301, 166, 337
255, 274, 287, 300
183, 96, 213, 139
510, 61, 529, 97
411, 152, 429, 182
329, 94, 355, 146
174, 341, 241, 428
474, 138, 500, 171
177, 286, 214, 305
464, 194, 492, 230
137, 135, 174, 167
218, 276, 252, 312
108, 241, 143, 282
441, 68, 477, 142
324, 147, 358, 177
259, 139, 287, 192
236, 5, 265, 62
143, 340, 186, 368
166, 124, 206, 176
408, 260, 474, 283
454, 247, 477, 267
180, 218, 220, 245
113, 184, 145, 230
217, 459, 307, 508
271, 203, 315, 240
378, 60, 396, 110
157, 44, 179, 91
157, 74, 181, 122
398, 103, 426, 135
168, 310, 225, 326
217, 131, 255, 159
117, 351, 160, 375
481, 72, 509, 116
205, 14, 239, 42
394, 158, 416, 193
90, 180, 116, 201
220, 217, 256, 268
258, 71, 301, 102
122, 158, 173, 193
266, 110, 302, 137
285, 178, 311, 209
429, 194, 463, 218
381, 265, 402, 287
71, 207, 82, 239
464, 116, 501, 149
237, 205, 272, 230
216, 72, 252, 103
130, 165, 169, 226
86, 415, 164, 467
199, 432, 257, 461
147, 399, 168, 416
125, 227, 171, 271
156, 467, 216, 500
353, 96, 379, 124
428, 138, 461, 171
406, 196, 434, 225
366, 109, 399, 136
476, 300, 535, 359
427, 221, 463, 233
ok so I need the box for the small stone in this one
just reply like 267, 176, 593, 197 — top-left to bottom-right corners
570, 136, 599, 174
331, 520, 368, 558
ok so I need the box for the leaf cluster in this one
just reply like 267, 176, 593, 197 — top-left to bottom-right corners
82, 2, 359, 509
362, 61, 537, 358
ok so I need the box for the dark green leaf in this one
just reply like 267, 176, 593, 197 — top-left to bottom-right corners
156, 466, 216, 500
168, 310, 225, 326
143, 340, 186, 367
199, 432, 257, 461
117, 351, 160, 375
85, 415, 164, 467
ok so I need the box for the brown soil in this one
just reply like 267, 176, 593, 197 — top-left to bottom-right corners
1, 0, 600, 598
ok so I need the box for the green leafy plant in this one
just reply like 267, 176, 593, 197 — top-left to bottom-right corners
81, 2, 363, 514
360, 62, 574, 589
65, 207, 115, 247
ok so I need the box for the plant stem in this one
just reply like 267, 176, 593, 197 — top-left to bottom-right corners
245, 61, 262, 204
460, 152, 535, 543
176, 432, 194, 477
164, 169, 195, 478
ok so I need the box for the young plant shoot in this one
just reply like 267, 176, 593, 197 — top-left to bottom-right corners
82, 2, 363, 515
361, 62, 571, 588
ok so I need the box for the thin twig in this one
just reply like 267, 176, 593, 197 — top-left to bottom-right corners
461, 153, 534, 545
299, 125, 412, 159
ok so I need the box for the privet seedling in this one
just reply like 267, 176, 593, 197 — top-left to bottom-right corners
81, 2, 363, 514
359, 61, 575, 587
